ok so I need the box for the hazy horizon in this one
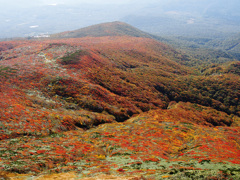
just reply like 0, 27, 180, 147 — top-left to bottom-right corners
0, 0, 239, 38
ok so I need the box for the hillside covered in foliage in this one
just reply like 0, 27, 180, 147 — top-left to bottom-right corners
0, 22, 239, 179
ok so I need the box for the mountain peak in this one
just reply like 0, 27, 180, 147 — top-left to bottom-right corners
51, 21, 153, 39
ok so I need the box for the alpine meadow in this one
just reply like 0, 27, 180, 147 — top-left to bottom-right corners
0, 1, 240, 179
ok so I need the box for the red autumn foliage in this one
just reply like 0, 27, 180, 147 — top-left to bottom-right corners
0, 36, 239, 179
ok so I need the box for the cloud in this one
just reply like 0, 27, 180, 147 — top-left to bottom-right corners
30, 25, 39, 28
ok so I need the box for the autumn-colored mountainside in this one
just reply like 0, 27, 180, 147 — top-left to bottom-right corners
50, 21, 240, 69
50, 21, 154, 39
0, 33, 240, 179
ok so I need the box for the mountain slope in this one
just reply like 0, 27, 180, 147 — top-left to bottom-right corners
50, 21, 154, 39
153, 34, 240, 68
50, 21, 240, 67
207, 32, 240, 55
0, 23, 240, 179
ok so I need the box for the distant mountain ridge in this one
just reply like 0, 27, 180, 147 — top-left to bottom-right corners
50, 21, 154, 39
49, 21, 240, 67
